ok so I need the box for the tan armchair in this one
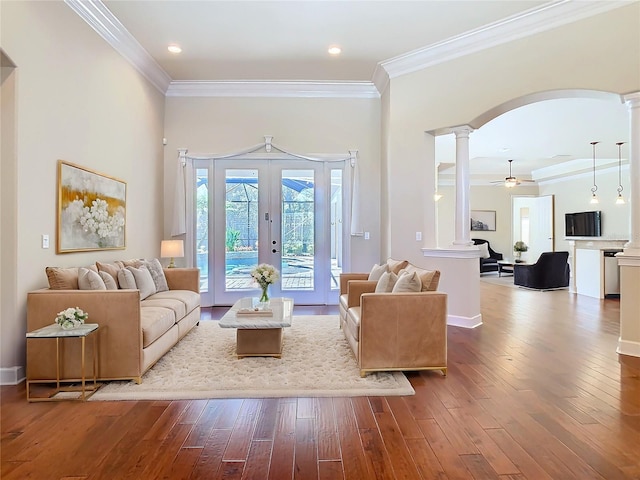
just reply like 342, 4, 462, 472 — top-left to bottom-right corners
338, 262, 447, 377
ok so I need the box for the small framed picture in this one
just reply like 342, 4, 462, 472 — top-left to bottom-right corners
471, 210, 496, 231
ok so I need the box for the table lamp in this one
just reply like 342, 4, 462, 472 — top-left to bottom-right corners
161, 240, 184, 268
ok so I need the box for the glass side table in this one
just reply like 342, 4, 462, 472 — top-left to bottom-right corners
26, 323, 101, 402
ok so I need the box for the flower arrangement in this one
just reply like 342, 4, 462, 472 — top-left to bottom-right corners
78, 198, 125, 248
55, 307, 89, 330
513, 241, 528, 261
250, 263, 280, 302
513, 241, 528, 252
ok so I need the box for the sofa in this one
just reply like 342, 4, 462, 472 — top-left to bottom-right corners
27, 262, 200, 384
514, 251, 570, 290
472, 238, 503, 274
339, 258, 447, 377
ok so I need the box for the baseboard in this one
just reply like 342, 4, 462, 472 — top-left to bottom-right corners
0, 366, 26, 385
447, 314, 482, 329
617, 338, 640, 358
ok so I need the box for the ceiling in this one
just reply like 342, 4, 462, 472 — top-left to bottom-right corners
96, 1, 630, 183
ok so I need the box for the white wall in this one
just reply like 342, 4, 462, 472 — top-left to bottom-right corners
539, 167, 631, 254
0, 2, 165, 378
387, 3, 638, 261
163, 96, 381, 273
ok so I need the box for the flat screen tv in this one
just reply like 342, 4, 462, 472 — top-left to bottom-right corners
565, 211, 602, 237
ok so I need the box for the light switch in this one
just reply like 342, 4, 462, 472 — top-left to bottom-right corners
364, 232, 370, 240
416, 231, 422, 241
42, 234, 49, 249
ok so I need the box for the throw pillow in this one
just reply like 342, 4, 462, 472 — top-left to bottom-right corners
368, 263, 389, 281
478, 242, 490, 259
126, 265, 157, 300
400, 265, 441, 292
117, 268, 137, 290
78, 267, 106, 290
96, 262, 121, 288
392, 271, 422, 293
386, 257, 409, 274
375, 271, 398, 293
45, 267, 80, 290
143, 258, 169, 293
99, 271, 118, 290
117, 259, 144, 268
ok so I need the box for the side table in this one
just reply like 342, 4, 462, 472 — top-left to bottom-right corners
26, 323, 101, 402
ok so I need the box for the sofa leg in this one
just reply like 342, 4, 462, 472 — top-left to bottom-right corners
360, 370, 367, 378
441, 368, 447, 377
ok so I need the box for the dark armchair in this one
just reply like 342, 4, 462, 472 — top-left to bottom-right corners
514, 251, 570, 290
472, 238, 503, 274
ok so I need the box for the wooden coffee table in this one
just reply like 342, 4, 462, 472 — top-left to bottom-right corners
219, 297, 294, 358
498, 260, 528, 277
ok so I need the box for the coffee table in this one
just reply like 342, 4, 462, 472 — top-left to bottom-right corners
219, 297, 294, 358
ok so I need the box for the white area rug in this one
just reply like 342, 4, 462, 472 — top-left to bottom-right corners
91, 315, 414, 400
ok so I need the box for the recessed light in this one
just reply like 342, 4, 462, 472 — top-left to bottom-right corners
328, 45, 341, 55
168, 44, 182, 54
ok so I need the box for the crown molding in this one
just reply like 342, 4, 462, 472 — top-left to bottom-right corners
65, 0, 171, 93
380, 0, 633, 79
165, 81, 380, 98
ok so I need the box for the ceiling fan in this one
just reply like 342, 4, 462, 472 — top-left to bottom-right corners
491, 159, 535, 188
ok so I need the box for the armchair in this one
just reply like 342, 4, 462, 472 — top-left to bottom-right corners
472, 238, 503, 274
514, 251, 570, 290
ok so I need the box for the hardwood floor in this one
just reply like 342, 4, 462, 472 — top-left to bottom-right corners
2, 283, 639, 479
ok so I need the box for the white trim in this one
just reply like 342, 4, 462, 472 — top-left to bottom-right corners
379, 1, 632, 79
64, 0, 171, 93
448, 314, 482, 329
0, 366, 25, 385
617, 338, 640, 358
618, 254, 640, 267
421, 247, 481, 259
165, 81, 379, 99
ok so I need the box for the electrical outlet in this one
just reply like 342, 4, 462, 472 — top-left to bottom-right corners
416, 231, 422, 241
364, 232, 370, 240
42, 234, 49, 249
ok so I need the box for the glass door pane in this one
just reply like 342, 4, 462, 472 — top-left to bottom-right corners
280, 169, 315, 292
224, 169, 259, 294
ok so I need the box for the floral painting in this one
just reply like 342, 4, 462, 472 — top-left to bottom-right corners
57, 160, 126, 253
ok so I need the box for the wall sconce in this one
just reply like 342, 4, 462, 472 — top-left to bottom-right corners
589, 141, 599, 204
161, 239, 184, 268
615, 142, 625, 205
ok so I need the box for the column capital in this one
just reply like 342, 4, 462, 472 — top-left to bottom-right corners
624, 91, 640, 106
450, 125, 474, 138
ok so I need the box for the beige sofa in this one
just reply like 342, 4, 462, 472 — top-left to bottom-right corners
339, 259, 447, 377
27, 267, 200, 384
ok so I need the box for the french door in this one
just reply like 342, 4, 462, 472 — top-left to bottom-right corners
194, 158, 346, 306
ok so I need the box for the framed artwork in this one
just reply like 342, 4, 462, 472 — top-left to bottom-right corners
471, 210, 496, 232
57, 160, 126, 253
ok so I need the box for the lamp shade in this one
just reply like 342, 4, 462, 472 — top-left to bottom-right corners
161, 240, 184, 258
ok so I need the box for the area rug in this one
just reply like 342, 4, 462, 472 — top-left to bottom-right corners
90, 315, 414, 400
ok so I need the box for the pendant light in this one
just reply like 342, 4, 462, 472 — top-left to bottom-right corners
590, 141, 599, 204
616, 142, 625, 205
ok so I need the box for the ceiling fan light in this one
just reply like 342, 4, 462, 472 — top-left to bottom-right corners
505, 178, 517, 188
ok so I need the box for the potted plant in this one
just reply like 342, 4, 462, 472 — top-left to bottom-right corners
513, 241, 528, 262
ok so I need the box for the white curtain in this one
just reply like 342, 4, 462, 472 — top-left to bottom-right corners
349, 150, 363, 236
170, 149, 187, 237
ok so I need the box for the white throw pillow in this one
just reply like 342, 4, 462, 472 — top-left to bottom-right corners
117, 268, 137, 290
99, 271, 118, 290
368, 263, 389, 281
143, 258, 169, 292
126, 265, 157, 300
78, 267, 106, 290
375, 271, 398, 293
392, 271, 422, 293
478, 242, 490, 259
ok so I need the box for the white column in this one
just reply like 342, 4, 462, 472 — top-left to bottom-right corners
624, 93, 640, 255
452, 126, 474, 246
618, 92, 640, 360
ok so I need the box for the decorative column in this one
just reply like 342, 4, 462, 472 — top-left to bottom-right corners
452, 126, 474, 246
618, 92, 640, 361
